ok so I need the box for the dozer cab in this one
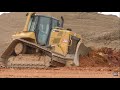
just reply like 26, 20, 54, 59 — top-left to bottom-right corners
0, 12, 91, 68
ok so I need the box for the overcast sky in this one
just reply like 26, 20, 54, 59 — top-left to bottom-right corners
98, 12, 120, 17
0, 12, 120, 17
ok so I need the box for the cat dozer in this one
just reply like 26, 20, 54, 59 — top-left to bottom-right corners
0, 12, 91, 68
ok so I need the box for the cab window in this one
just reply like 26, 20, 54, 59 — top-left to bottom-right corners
52, 19, 59, 29
28, 16, 38, 32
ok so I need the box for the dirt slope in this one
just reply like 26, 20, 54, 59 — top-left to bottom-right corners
0, 12, 120, 55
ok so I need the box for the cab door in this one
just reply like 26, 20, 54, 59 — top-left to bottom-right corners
36, 16, 51, 46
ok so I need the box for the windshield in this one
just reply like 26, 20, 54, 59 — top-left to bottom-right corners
28, 16, 38, 32
28, 16, 60, 32
37, 16, 51, 34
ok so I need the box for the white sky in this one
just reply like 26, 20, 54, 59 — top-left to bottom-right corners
0, 12, 10, 15
98, 12, 120, 17
0, 12, 120, 17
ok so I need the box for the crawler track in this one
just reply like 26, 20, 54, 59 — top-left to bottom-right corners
6, 54, 51, 68
0, 38, 66, 68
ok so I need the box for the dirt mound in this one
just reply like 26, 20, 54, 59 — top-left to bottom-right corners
79, 47, 120, 68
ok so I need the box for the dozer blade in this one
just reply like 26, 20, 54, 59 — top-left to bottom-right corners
74, 41, 92, 66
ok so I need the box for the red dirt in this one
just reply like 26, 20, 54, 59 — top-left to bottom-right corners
0, 67, 119, 78
79, 47, 120, 68
0, 47, 120, 78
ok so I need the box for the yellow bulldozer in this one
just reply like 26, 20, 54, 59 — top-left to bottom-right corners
0, 12, 91, 68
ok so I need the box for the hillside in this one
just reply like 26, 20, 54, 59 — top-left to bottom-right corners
0, 12, 120, 55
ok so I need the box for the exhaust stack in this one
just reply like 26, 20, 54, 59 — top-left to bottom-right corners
61, 16, 64, 28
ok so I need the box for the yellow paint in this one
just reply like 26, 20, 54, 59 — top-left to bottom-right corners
12, 12, 37, 42
11, 13, 82, 57
49, 28, 81, 56
23, 12, 36, 32
12, 32, 36, 42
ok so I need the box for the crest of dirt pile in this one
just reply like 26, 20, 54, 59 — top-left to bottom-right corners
79, 47, 120, 67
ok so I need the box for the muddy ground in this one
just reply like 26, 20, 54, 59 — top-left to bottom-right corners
0, 12, 120, 78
